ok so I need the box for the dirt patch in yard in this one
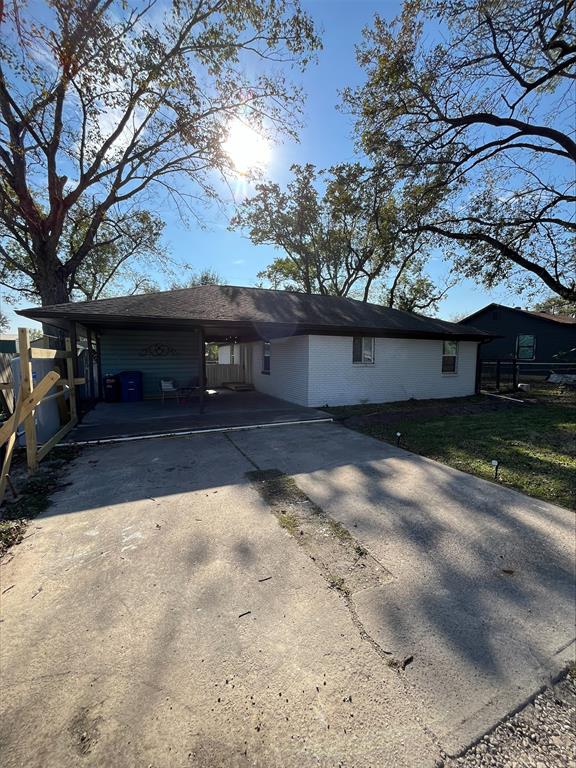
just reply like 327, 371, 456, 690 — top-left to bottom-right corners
247, 469, 392, 597
246, 469, 410, 669
338, 396, 523, 431
0, 445, 81, 558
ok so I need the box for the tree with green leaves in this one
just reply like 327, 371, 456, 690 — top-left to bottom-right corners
1, 205, 167, 301
344, 0, 575, 301
232, 162, 450, 312
0, 0, 320, 307
531, 295, 576, 316
170, 267, 223, 289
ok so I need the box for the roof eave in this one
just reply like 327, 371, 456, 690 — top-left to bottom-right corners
459, 303, 575, 327
16, 308, 491, 341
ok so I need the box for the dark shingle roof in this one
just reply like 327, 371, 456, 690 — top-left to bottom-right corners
527, 310, 576, 324
460, 302, 576, 326
18, 284, 490, 340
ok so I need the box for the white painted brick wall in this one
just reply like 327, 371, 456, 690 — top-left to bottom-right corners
248, 334, 478, 407
306, 335, 478, 407
250, 336, 310, 406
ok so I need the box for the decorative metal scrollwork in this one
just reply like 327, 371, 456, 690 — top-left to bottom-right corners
139, 343, 178, 357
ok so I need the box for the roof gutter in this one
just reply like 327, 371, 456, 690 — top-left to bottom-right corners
15, 311, 492, 342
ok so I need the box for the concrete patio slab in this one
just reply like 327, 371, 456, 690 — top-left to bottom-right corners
69, 389, 330, 442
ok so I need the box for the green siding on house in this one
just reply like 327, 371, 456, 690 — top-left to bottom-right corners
100, 329, 201, 399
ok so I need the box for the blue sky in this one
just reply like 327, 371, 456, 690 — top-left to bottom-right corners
156, 0, 524, 321
3, 0, 529, 332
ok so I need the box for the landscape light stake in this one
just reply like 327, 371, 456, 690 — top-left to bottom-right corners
491, 460, 499, 481
396, 432, 402, 447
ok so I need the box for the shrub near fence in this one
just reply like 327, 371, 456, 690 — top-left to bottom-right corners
480, 360, 576, 392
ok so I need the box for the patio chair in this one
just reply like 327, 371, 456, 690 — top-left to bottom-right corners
176, 376, 202, 405
160, 378, 178, 405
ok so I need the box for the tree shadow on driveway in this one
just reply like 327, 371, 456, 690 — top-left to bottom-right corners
230, 422, 576, 755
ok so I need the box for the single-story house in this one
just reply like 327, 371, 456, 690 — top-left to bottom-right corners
18, 285, 490, 408
459, 303, 576, 363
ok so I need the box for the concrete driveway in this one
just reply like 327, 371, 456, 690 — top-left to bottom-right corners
0, 422, 574, 767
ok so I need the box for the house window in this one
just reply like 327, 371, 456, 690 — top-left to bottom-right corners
442, 340, 458, 373
229, 343, 236, 365
516, 334, 536, 360
353, 337, 375, 364
262, 341, 271, 374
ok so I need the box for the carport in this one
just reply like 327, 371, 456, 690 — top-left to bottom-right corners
16, 287, 333, 441
18, 309, 275, 410
68, 389, 331, 443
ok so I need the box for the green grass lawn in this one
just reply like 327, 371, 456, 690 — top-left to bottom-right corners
328, 397, 576, 510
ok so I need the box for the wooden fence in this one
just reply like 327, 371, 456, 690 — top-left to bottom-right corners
0, 328, 84, 506
479, 359, 576, 391
205, 363, 247, 388
0, 352, 15, 414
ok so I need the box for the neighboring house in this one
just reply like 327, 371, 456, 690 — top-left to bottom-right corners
0, 334, 18, 353
18, 285, 490, 407
459, 303, 576, 363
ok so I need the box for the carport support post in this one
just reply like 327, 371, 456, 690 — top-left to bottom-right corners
199, 327, 206, 413
67, 322, 80, 421
95, 334, 103, 400
68, 322, 79, 376
86, 328, 95, 402
65, 337, 78, 422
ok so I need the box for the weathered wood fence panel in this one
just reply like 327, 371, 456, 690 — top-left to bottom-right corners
0, 328, 85, 506
0, 352, 16, 413
205, 363, 247, 387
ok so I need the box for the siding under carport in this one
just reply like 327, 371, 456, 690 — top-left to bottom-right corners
100, 328, 201, 399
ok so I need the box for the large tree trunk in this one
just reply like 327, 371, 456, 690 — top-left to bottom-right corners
35, 246, 71, 306
39, 280, 71, 305
34, 249, 72, 340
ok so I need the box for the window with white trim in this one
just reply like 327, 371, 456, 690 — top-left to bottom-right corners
353, 337, 375, 364
516, 334, 536, 360
262, 341, 271, 374
442, 340, 458, 373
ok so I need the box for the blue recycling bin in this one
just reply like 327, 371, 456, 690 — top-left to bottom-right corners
118, 371, 143, 402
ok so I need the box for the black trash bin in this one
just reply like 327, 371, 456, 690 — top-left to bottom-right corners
118, 371, 143, 402
103, 374, 120, 402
